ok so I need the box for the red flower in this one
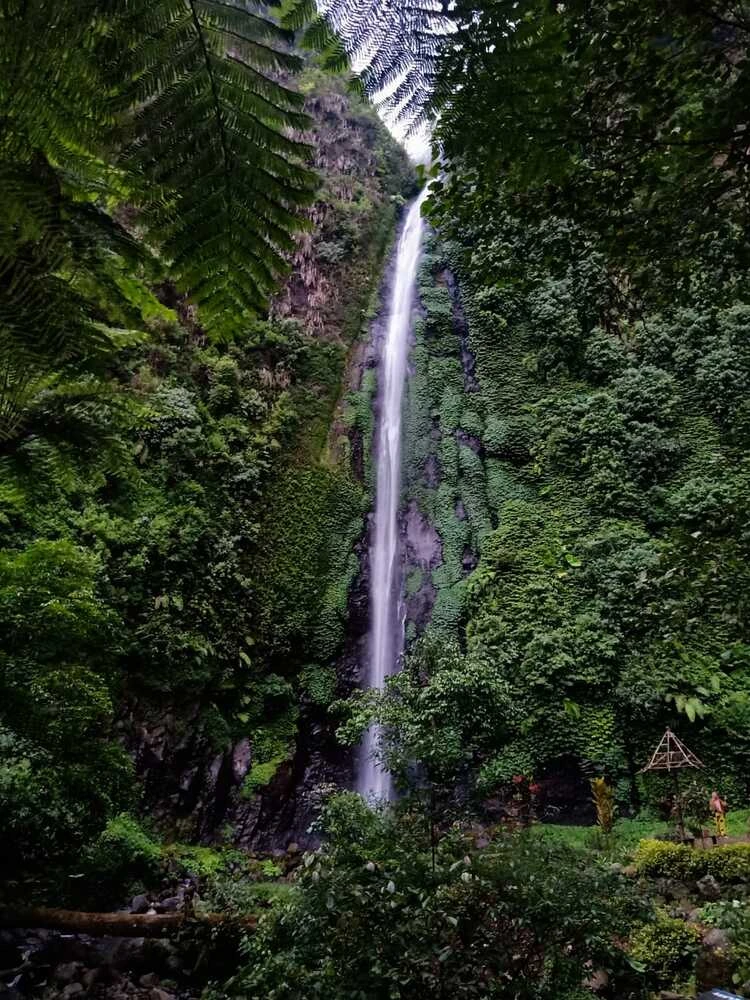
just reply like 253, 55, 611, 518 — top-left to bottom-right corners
512, 774, 526, 785
529, 783, 542, 795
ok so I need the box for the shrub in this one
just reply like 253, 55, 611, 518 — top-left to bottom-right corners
84, 814, 162, 902
704, 844, 750, 880
229, 804, 649, 1000
634, 838, 750, 881
628, 911, 700, 986
633, 839, 699, 879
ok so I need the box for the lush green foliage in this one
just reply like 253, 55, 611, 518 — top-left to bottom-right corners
338, 635, 514, 809
227, 793, 649, 999
0, 0, 317, 365
635, 838, 750, 880
390, 0, 750, 807
0, 55, 414, 887
629, 911, 700, 988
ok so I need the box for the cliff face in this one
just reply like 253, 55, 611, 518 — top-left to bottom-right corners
275, 71, 416, 342
118, 70, 416, 852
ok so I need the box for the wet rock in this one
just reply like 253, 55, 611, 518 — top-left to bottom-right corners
461, 546, 478, 573
423, 453, 440, 488
61, 984, 84, 998
232, 738, 252, 784
140, 972, 161, 987
697, 874, 722, 900
55, 962, 83, 985
150, 989, 176, 1000
455, 428, 482, 453
83, 967, 105, 990
130, 893, 150, 914
697, 923, 734, 991
404, 500, 442, 570
157, 896, 181, 913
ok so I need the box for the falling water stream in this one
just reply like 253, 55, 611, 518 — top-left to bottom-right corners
357, 190, 427, 800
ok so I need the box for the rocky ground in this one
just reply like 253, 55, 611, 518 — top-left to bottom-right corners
0, 883, 208, 1000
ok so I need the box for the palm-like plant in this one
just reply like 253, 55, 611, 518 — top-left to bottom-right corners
0, 0, 321, 435
285, 0, 450, 131
0, 0, 318, 340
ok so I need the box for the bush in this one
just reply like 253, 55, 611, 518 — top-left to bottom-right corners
84, 814, 162, 902
634, 838, 750, 881
628, 911, 700, 986
228, 804, 649, 1000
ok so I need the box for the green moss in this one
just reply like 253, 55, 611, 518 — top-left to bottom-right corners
242, 756, 287, 795
405, 568, 423, 597
163, 843, 245, 878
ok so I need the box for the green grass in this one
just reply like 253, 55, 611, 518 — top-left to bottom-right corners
727, 807, 750, 837
534, 817, 670, 853
533, 808, 750, 856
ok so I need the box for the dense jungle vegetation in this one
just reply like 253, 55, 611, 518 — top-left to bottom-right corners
4, 1, 750, 999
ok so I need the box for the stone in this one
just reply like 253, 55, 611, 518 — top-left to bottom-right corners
286, 842, 300, 855
82, 968, 103, 990
585, 968, 609, 991
150, 989, 176, 1000
703, 927, 731, 951
139, 972, 160, 988
55, 962, 83, 985
130, 893, 150, 914
697, 874, 722, 900
232, 738, 252, 783
697, 924, 735, 992
61, 984, 84, 998
157, 896, 181, 913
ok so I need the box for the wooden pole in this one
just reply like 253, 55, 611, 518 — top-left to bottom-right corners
671, 768, 686, 842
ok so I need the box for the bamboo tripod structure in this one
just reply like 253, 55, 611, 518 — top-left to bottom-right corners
639, 727, 703, 842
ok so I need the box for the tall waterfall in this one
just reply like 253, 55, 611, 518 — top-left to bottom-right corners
357, 191, 427, 800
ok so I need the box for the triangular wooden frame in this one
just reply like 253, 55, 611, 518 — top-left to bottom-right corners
639, 727, 704, 773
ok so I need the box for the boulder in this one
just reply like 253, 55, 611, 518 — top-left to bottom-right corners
703, 927, 731, 951
156, 896, 181, 913
61, 984, 84, 999
54, 963, 83, 985
697, 874, 722, 901
697, 925, 734, 992
130, 894, 150, 914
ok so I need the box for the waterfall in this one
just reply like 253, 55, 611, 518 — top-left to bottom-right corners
357, 190, 427, 800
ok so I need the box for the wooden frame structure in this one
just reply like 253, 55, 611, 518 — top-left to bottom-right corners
639, 727, 703, 841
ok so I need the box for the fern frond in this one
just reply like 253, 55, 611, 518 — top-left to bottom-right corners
120, 0, 317, 333
285, 0, 451, 131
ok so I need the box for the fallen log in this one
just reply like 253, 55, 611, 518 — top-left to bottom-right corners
0, 906, 257, 938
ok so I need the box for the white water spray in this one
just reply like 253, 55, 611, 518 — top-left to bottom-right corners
357, 191, 427, 800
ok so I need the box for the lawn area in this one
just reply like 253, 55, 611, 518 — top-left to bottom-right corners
534, 808, 750, 855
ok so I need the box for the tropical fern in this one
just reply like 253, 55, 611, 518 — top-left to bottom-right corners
285, 0, 451, 131
0, 0, 319, 367
120, 0, 319, 336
